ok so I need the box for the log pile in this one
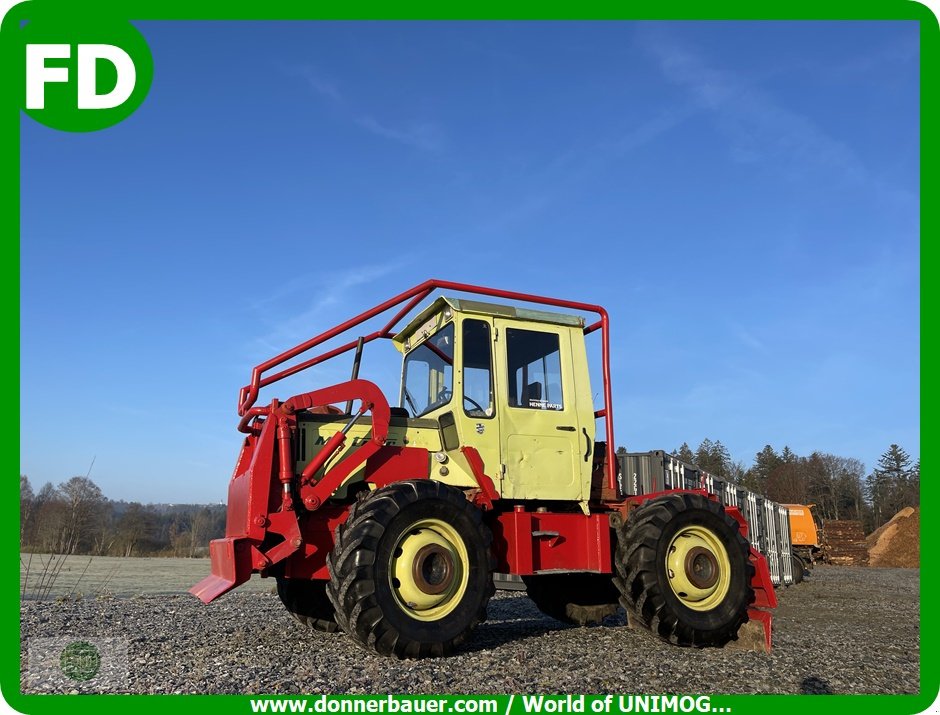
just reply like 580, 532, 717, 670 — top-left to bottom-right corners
821, 519, 870, 566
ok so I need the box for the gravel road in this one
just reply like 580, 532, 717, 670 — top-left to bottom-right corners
20, 566, 919, 695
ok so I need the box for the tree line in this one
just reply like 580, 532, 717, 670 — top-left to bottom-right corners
662, 440, 919, 534
21, 441, 919, 554
19, 475, 226, 557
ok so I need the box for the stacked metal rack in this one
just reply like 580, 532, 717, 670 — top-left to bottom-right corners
619, 450, 795, 587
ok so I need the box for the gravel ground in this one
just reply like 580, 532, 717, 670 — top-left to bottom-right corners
20, 566, 919, 695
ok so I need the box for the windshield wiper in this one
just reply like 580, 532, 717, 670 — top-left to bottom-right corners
403, 387, 419, 417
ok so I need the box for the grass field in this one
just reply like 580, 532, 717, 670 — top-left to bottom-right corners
19, 553, 273, 599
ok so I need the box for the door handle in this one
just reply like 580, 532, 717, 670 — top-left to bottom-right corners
556, 425, 576, 432
582, 428, 592, 462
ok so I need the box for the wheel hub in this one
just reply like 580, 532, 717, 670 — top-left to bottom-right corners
391, 519, 469, 621
665, 525, 731, 611
412, 544, 456, 595
684, 546, 719, 589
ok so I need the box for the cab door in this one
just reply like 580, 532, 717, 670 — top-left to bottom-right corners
494, 320, 586, 501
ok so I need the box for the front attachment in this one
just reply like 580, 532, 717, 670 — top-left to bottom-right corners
190, 379, 392, 604
190, 536, 254, 603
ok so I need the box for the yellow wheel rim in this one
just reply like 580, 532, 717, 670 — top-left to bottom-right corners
665, 525, 732, 611
390, 518, 469, 621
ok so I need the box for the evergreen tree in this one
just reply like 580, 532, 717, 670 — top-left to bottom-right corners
865, 444, 916, 530
674, 442, 695, 464
694, 438, 714, 468
710, 441, 732, 477
742, 445, 781, 493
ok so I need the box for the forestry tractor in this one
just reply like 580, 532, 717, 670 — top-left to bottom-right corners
191, 280, 776, 657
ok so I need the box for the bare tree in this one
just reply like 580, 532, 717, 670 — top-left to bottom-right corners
57, 477, 106, 554
115, 503, 157, 557
20, 476, 34, 546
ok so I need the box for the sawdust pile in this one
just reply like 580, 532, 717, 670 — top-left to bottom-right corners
867, 507, 919, 568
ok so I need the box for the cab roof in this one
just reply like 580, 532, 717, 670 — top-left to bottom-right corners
392, 296, 585, 352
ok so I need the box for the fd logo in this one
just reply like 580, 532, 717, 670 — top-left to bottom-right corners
26, 44, 136, 110
14, 11, 153, 132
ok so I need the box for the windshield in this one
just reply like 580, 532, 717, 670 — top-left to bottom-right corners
401, 322, 455, 417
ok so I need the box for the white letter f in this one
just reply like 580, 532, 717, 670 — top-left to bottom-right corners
26, 44, 70, 109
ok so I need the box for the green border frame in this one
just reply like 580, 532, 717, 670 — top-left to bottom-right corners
5, 1, 934, 712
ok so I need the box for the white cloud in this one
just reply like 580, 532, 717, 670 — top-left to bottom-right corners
639, 28, 916, 212
289, 64, 446, 153
355, 115, 445, 152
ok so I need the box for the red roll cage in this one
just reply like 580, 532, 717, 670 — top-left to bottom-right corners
238, 279, 617, 492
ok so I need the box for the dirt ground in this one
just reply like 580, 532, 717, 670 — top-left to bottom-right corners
20, 560, 920, 695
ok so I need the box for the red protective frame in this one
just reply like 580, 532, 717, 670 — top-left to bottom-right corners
236, 279, 617, 492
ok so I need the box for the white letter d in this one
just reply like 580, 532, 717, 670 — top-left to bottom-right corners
77, 44, 136, 109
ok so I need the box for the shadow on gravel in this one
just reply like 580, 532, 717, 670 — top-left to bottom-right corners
801, 677, 834, 694
458, 618, 570, 653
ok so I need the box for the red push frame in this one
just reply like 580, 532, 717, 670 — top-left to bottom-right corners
237, 279, 617, 492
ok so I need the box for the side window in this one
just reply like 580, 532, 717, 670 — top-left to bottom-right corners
506, 328, 564, 410
462, 319, 494, 418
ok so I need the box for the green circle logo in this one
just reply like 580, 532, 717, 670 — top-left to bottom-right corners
59, 640, 102, 681
15, 14, 153, 132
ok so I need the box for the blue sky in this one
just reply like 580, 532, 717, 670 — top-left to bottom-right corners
20, 21, 919, 503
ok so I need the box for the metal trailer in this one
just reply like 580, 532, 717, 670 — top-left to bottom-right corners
617, 450, 701, 495
777, 505, 794, 585
760, 498, 780, 586
723, 481, 739, 508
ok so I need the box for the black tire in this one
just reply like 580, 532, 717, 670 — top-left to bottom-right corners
523, 573, 621, 625
276, 576, 340, 633
614, 493, 755, 647
326, 480, 495, 658
790, 553, 806, 584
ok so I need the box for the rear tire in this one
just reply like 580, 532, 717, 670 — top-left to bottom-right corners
523, 573, 620, 625
327, 480, 495, 658
276, 577, 340, 633
614, 493, 754, 647
790, 553, 806, 584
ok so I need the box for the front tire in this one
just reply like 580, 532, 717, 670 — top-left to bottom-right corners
614, 493, 754, 647
326, 480, 494, 658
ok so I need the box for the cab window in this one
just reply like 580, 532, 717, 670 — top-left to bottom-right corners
401, 323, 454, 417
462, 319, 494, 418
506, 328, 564, 410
